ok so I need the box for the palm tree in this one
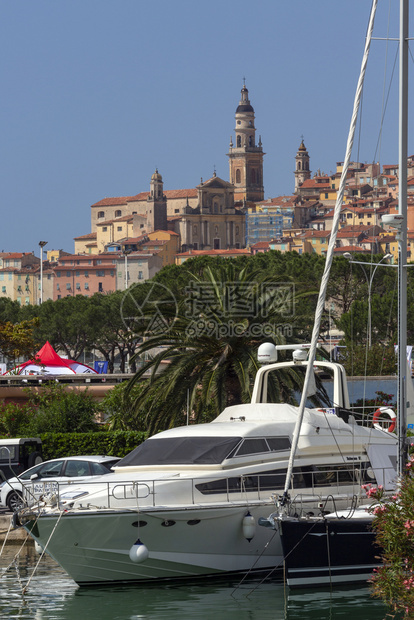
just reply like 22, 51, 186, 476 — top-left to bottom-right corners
128, 260, 317, 433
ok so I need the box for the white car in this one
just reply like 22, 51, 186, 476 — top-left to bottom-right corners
0, 455, 120, 512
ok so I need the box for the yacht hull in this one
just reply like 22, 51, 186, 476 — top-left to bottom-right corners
279, 517, 379, 588
24, 503, 282, 585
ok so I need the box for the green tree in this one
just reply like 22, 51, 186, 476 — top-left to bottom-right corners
128, 260, 317, 433
99, 380, 150, 431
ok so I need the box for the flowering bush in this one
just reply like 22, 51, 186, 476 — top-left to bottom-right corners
366, 459, 414, 617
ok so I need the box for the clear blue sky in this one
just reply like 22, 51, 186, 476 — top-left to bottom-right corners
0, 1, 409, 254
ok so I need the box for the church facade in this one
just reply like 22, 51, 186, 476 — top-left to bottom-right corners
86, 83, 264, 254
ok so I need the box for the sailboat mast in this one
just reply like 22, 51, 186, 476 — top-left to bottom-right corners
397, 0, 409, 478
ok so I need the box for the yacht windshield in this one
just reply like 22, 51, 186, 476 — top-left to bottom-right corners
117, 436, 243, 466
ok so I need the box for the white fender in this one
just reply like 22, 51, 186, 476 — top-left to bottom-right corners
242, 512, 256, 542
129, 538, 149, 563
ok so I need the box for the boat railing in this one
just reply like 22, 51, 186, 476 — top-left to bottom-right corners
21, 463, 396, 510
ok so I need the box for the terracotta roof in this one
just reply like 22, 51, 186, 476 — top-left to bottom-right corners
92, 196, 134, 207
0, 252, 31, 258
302, 230, 331, 239
164, 189, 197, 199
150, 229, 180, 237
251, 241, 270, 249
73, 233, 97, 240
177, 248, 251, 257
334, 245, 368, 253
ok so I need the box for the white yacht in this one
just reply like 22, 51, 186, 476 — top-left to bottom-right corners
17, 344, 397, 585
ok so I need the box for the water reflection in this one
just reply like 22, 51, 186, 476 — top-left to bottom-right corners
0, 547, 389, 620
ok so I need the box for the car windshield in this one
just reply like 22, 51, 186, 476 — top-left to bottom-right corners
21, 460, 63, 480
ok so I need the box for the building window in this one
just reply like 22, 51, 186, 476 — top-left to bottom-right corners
97, 270, 105, 277
56, 284, 60, 290
98, 211, 105, 218
138, 271, 143, 280
98, 282, 103, 292
76, 283, 81, 290
102, 227, 107, 232
117, 226, 122, 232
1, 286, 5, 293
66, 283, 71, 290
66, 271, 70, 277
56, 271, 61, 277
25, 297, 30, 305
115, 210, 122, 217
76, 271, 80, 277
85, 283, 89, 290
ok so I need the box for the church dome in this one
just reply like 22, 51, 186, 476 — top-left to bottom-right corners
236, 103, 254, 113
151, 169, 162, 182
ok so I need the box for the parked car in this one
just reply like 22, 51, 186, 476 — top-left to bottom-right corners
0, 438, 43, 481
0, 455, 120, 512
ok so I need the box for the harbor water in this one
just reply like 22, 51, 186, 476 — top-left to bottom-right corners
0, 546, 390, 620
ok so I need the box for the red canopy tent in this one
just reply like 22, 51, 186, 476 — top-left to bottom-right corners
4, 341, 97, 375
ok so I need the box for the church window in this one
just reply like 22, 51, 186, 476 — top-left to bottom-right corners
237, 136, 241, 147
214, 226, 218, 235
193, 225, 197, 235
249, 136, 252, 146
236, 169, 241, 184
236, 226, 239, 235
249, 121, 252, 126
214, 203, 218, 213
298, 162, 302, 170
251, 169, 256, 183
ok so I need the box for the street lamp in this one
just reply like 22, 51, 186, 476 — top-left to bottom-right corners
38, 241, 48, 304
344, 252, 392, 347
123, 249, 132, 290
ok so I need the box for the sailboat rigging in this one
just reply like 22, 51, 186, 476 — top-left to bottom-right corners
267, 0, 412, 588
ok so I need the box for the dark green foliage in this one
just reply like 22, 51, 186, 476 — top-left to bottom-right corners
0, 384, 99, 436
339, 344, 397, 377
99, 380, 151, 431
39, 431, 147, 460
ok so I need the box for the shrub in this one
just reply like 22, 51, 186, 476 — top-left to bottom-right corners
366, 458, 414, 616
39, 430, 147, 460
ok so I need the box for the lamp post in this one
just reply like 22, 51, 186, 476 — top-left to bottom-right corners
123, 249, 132, 290
344, 252, 392, 347
38, 241, 48, 304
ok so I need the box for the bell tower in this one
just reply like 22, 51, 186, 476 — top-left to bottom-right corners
147, 169, 167, 231
294, 138, 311, 193
227, 82, 264, 203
